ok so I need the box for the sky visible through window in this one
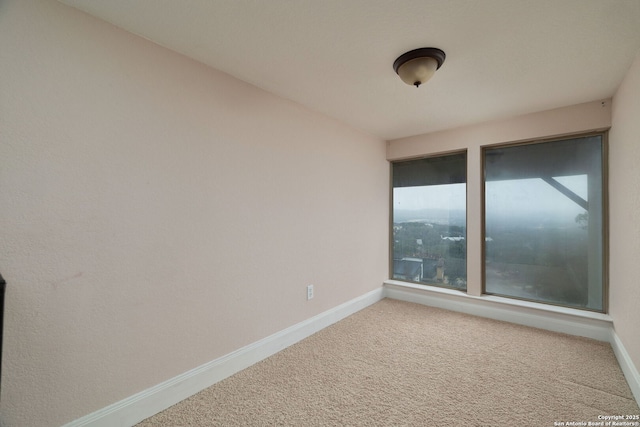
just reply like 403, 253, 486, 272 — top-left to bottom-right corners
394, 175, 587, 222
487, 175, 587, 218
394, 183, 465, 212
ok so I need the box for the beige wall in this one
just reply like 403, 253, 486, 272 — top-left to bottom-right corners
387, 100, 612, 297
0, 1, 388, 425
609, 52, 640, 372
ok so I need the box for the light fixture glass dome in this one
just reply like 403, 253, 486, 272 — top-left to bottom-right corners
396, 57, 438, 87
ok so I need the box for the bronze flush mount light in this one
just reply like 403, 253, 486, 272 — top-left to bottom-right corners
393, 47, 446, 87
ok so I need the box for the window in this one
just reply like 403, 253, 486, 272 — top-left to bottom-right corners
483, 134, 605, 311
392, 153, 467, 289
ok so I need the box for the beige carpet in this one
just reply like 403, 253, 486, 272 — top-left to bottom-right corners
137, 299, 639, 426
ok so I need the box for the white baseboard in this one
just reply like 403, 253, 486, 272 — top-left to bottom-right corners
610, 329, 640, 406
63, 288, 385, 427
62, 283, 640, 426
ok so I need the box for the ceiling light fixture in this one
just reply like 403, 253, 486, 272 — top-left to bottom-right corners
393, 47, 446, 88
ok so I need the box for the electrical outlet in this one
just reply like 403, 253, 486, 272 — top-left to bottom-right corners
307, 284, 314, 300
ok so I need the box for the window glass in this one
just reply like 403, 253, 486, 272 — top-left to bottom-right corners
484, 135, 604, 311
392, 153, 467, 289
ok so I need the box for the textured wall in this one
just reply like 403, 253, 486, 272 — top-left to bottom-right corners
610, 52, 640, 372
0, 1, 388, 425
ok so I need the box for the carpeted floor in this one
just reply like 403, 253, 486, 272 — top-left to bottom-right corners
137, 298, 639, 426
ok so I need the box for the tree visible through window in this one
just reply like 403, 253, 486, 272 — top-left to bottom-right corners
483, 135, 605, 311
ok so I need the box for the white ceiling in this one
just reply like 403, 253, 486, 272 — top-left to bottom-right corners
59, 0, 640, 140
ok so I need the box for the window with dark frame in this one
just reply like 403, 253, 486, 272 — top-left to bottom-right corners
483, 134, 606, 311
391, 152, 467, 290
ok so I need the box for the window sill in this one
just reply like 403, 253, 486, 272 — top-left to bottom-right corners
383, 279, 613, 340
